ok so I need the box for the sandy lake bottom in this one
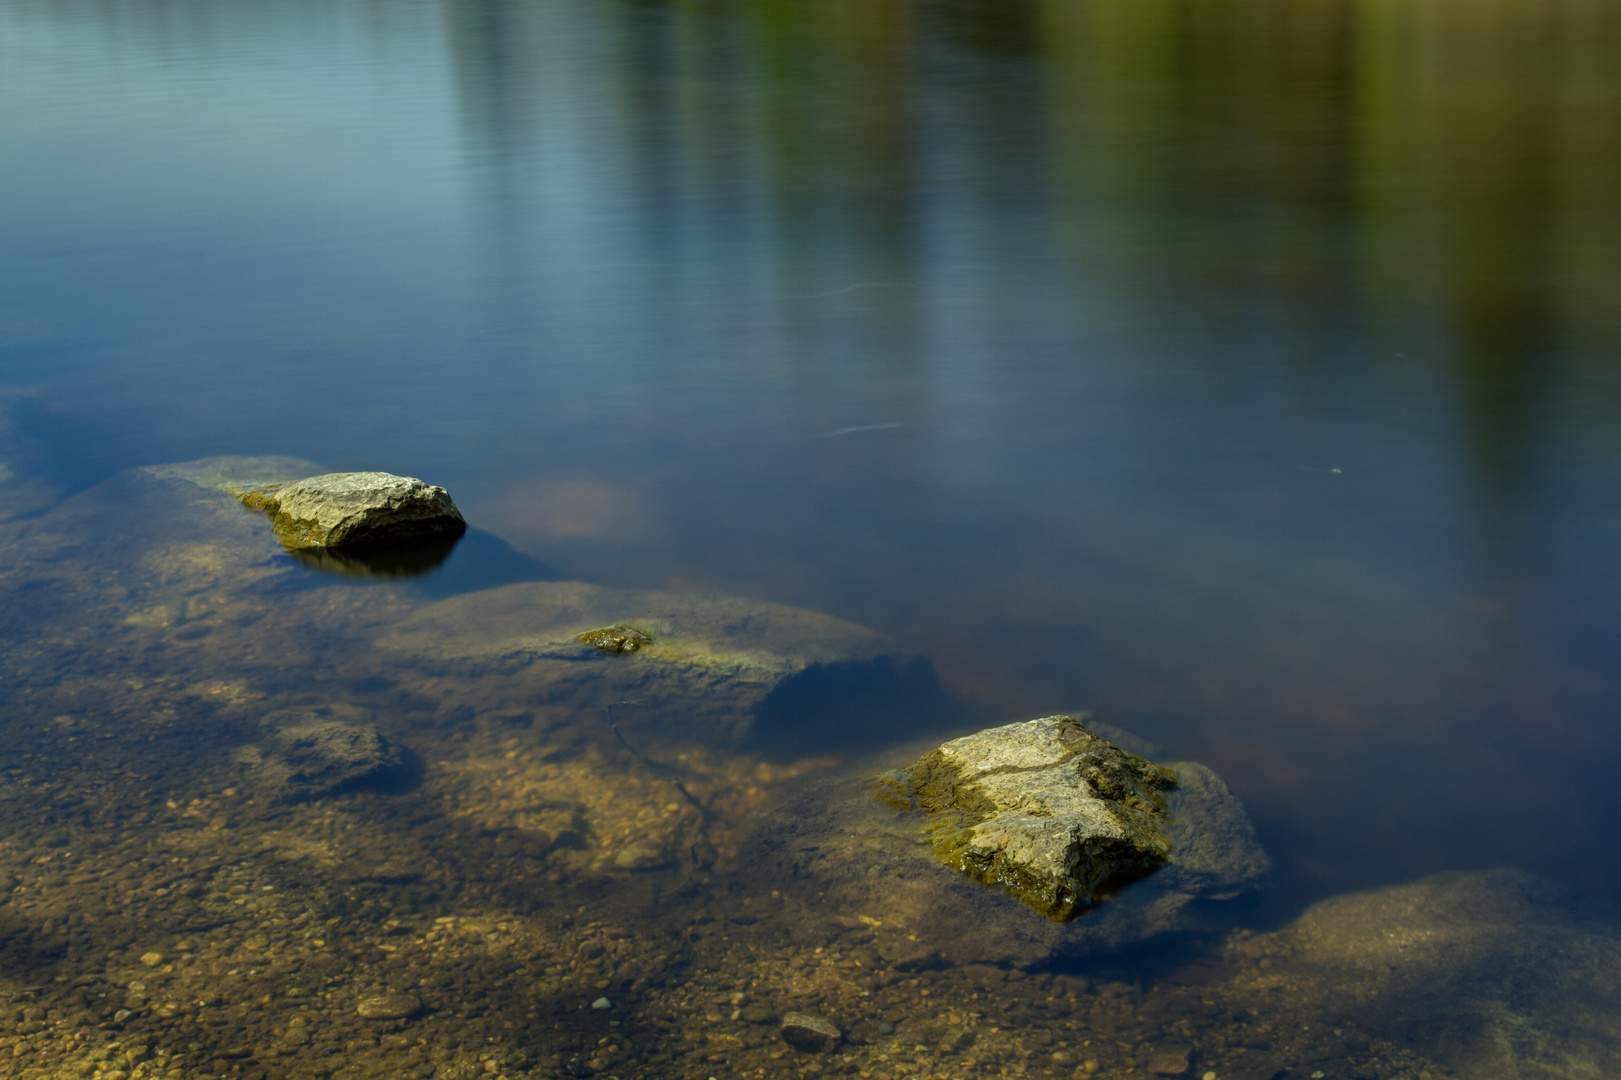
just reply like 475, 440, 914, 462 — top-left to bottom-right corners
1, 457, 1619, 1080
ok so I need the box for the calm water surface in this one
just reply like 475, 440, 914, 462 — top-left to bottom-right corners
3, 0, 1621, 1076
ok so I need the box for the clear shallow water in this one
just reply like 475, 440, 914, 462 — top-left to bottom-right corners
3, 0, 1621, 1076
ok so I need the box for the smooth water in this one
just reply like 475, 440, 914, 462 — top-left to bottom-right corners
3, 1, 1621, 1078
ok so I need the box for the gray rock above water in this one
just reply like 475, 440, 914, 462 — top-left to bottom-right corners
238, 471, 465, 550
748, 715, 1269, 967
874, 715, 1179, 920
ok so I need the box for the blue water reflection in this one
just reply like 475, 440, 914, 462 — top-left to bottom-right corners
3, 0, 1620, 918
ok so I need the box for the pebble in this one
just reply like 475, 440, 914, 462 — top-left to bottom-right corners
356, 994, 423, 1020
877, 1022, 895, 1036
140, 952, 164, 967
780, 1011, 841, 1054
591, 997, 612, 1010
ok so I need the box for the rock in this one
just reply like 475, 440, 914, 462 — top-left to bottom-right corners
876, 1022, 895, 1036
591, 997, 612, 1010
139, 952, 163, 967
746, 717, 1268, 966
237, 471, 465, 550
873, 716, 1177, 920
741, 1005, 777, 1024
780, 1012, 841, 1053
356, 993, 422, 1020
1147, 1045, 1192, 1074
238, 710, 407, 800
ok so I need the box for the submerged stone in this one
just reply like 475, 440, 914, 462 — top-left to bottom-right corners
874, 716, 1179, 920
1227, 869, 1621, 1079
780, 1012, 841, 1053
236, 710, 408, 801
356, 994, 421, 1020
237, 471, 465, 550
376, 581, 953, 748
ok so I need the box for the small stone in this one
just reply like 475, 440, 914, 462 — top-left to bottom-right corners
1202, 1073, 1218, 1080
877, 1022, 895, 1036
356, 994, 422, 1020
591, 997, 612, 1010
113, 1010, 132, 1023
613, 846, 668, 870
740, 1005, 777, 1024
140, 952, 163, 967
780, 1011, 841, 1053
1147, 1044, 1192, 1075
1052, 1050, 1076, 1066
1311, 1073, 1326, 1080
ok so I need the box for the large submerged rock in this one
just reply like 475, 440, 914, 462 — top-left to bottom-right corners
1226, 869, 1621, 1080
748, 716, 1268, 966
376, 580, 964, 749
874, 715, 1178, 920
233, 710, 408, 801
238, 471, 466, 550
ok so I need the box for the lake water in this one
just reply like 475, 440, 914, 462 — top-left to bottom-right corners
3, 1, 1621, 1078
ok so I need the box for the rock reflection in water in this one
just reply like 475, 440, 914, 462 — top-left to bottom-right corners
0, 457, 1617, 1080
285, 537, 461, 580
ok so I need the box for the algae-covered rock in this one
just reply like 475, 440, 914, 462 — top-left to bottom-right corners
747, 719, 1268, 966
238, 471, 466, 550
874, 715, 1179, 920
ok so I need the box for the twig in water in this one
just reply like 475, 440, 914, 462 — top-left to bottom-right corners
609, 718, 710, 816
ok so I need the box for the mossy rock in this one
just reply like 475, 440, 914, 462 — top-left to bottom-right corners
747, 719, 1268, 965
873, 715, 1178, 920
235, 471, 466, 550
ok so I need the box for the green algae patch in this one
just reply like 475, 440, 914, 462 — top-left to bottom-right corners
577, 624, 655, 654
873, 715, 1179, 921
233, 482, 285, 514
